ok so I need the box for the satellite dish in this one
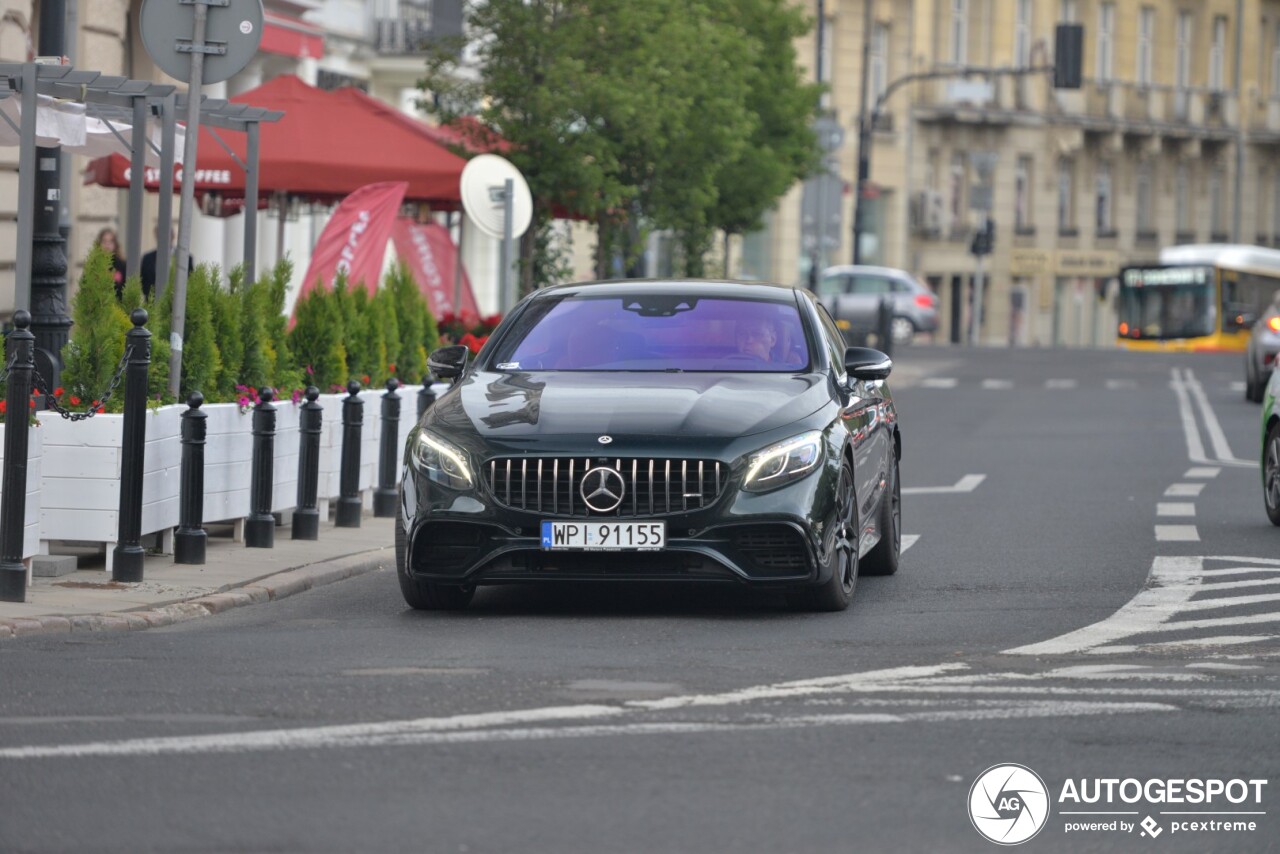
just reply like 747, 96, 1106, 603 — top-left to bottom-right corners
460, 154, 533, 240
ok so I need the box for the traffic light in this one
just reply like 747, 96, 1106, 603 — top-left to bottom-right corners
1054, 24, 1084, 89
970, 217, 995, 257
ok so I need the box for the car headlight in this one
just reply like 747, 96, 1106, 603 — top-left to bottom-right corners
411, 431, 474, 489
742, 430, 824, 492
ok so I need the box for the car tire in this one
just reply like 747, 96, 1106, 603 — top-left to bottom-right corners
396, 514, 476, 610
890, 317, 915, 346
1246, 360, 1264, 403
861, 458, 901, 576
788, 461, 858, 612
1265, 421, 1280, 527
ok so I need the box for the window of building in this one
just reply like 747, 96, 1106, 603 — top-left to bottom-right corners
1015, 0, 1033, 68
1210, 16, 1228, 91
1259, 168, 1271, 239
951, 0, 968, 64
1273, 23, 1280, 99
1175, 164, 1193, 233
1176, 12, 1193, 90
1097, 3, 1115, 82
1095, 161, 1113, 233
1210, 166, 1227, 234
870, 23, 889, 102
1273, 171, 1280, 237
950, 152, 967, 226
1059, 0, 1078, 24
1015, 155, 1033, 232
1138, 8, 1155, 86
1136, 162, 1154, 234
1058, 158, 1076, 231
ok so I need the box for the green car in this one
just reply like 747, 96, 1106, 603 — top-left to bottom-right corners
1265, 368, 1280, 525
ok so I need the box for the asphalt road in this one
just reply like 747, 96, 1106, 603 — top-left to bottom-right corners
1, 347, 1278, 854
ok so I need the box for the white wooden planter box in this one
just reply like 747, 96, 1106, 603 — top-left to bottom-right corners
200, 399, 302, 525
38, 404, 183, 571
0, 420, 44, 562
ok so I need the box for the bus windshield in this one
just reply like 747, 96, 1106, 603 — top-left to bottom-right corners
1117, 266, 1216, 340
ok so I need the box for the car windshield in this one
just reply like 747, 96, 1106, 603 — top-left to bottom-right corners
489, 294, 811, 372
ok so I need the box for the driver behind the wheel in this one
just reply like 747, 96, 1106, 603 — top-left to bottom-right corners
735, 318, 777, 362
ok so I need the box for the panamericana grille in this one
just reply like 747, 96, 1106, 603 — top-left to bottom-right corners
485, 457, 725, 517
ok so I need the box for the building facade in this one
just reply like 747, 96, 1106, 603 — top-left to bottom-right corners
735, 0, 1280, 348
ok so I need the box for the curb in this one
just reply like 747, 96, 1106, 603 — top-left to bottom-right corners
0, 548, 393, 643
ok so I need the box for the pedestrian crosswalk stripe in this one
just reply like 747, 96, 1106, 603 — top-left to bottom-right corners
1164, 483, 1205, 497
981, 378, 1013, 389
1045, 378, 1077, 389
920, 377, 957, 388
1155, 525, 1199, 541
1157, 503, 1196, 517
1184, 467, 1221, 478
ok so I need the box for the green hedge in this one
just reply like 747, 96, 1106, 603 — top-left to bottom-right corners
44, 253, 443, 417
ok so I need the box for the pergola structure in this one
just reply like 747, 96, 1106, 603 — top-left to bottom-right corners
0, 61, 283, 307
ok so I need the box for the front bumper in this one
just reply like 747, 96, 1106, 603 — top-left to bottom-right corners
402, 463, 838, 587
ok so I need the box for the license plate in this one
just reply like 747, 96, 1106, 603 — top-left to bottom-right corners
541, 521, 666, 551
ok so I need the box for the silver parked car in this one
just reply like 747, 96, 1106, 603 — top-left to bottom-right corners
1246, 298, 1280, 403
818, 264, 939, 346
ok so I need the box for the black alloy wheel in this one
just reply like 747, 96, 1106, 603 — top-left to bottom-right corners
1265, 422, 1280, 527
789, 461, 858, 612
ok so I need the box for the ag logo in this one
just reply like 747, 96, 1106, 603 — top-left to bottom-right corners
968, 764, 1050, 845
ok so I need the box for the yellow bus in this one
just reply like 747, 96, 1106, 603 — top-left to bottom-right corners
1117, 245, 1280, 352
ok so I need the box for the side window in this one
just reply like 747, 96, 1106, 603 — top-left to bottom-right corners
815, 304, 847, 377
817, 274, 848, 297
849, 275, 895, 295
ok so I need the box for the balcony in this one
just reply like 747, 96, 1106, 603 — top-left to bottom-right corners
372, 0, 463, 55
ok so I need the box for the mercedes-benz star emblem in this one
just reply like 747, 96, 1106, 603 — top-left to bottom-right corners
581, 466, 626, 513
598, 435, 613, 445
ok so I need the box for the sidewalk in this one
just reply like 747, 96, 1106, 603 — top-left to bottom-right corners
0, 515, 394, 641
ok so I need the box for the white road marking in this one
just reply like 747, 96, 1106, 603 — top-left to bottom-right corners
902, 474, 986, 495
1184, 467, 1221, 479
1165, 483, 1205, 497
901, 534, 920, 552
981, 379, 1013, 389
1175, 369, 1256, 468
1171, 369, 1210, 464
1157, 503, 1196, 517
920, 377, 958, 388
1178, 592, 1280, 611
1230, 381, 1246, 393
1106, 379, 1138, 390
1200, 578, 1280, 591
1045, 378, 1077, 389
1150, 612, 1280, 632
1005, 557, 1202, 656
1155, 525, 1200, 542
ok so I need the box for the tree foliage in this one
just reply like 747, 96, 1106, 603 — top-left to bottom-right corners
418, 0, 821, 282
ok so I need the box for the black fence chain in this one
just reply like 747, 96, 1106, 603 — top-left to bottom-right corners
32, 344, 133, 422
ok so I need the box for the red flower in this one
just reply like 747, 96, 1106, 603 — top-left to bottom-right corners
54, 387, 64, 397
70, 396, 81, 406
28, 399, 35, 408
0, 401, 7, 414
388, 363, 397, 374
361, 374, 371, 385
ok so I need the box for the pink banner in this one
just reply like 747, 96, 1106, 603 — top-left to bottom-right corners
391, 218, 480, 323
296, 182, 408, 308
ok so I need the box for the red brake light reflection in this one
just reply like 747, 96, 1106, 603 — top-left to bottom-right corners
1268, 316, 1280, 333
914, 294, 935, 309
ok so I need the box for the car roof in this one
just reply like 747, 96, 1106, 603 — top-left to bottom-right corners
819, 264, 917, 279
536, 278, 807, 302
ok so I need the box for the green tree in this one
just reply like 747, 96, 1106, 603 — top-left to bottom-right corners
263, 258, 301, 392
388, 265, 432, 383
289, 287, 347, 390
177, 265, 222, 401
60, 247, 130, 411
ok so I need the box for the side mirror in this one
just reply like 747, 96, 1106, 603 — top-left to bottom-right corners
428, 344, 470, 381
1228, 311, 1259, 331
844, 346, 892, 381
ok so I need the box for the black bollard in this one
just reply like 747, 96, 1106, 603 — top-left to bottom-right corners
174, 392, 208, 565
876, 295, 895, 359
0, 311, 36, 602
113, 309, 152, 583
373, 378, 401, 518
336, 380, 364, 528
417, 375, 437, 419
292, 386, 322, 541
245, 387, 277, 548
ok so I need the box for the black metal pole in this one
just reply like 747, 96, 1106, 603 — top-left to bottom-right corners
245, 387, 277, 548
31, 0, 72, 390
876, 295, 894, 359
0, 311, 36, 602
417, 376, 436, 419
174, 391, 208, 565
292, 386, 322, 541
374, 378, 400, 518
336, 380, 363, 528
113, 309, 152, 583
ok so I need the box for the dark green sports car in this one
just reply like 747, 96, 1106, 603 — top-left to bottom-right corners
397, 280, 902, 612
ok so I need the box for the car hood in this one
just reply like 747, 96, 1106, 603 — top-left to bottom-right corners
428, 371, 830, 442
